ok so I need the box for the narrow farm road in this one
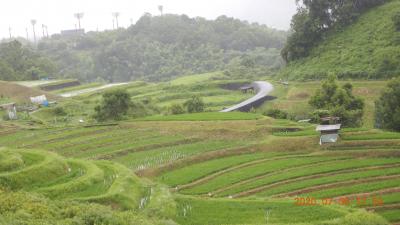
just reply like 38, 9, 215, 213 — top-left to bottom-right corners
60, 83, 128, 97
220, 81, 274, 112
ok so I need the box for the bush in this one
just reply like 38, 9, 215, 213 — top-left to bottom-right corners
169, 104, 185, 115
184, 96, 205, 113
264, 109, 288, 119
375, 78, 400, 131
53, 107, 67, 116
94, 89, 131, 121
309, 75, 364, 127
393, 12, 400, 31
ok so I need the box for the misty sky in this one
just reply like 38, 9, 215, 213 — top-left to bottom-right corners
0, 0, 297, 40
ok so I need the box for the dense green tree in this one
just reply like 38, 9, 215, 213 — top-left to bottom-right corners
0, 40, 56, 81
309, 75, 365, 127
184, 96, 205, 113
282, 0, 387, 62
94, 89, 131, 121
375, 78, 400, 131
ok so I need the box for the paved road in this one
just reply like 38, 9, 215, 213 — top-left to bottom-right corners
60, 83, 128, 98
220, 81, 274, 112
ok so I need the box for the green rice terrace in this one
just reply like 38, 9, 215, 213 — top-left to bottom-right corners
1, 105, 399, 224
1, 1, 400, 224
1, 71, 400, 224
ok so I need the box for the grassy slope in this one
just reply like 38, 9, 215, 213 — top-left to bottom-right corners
257, 80, 387, 128
280, 0, 400, 80
0, 81, 57, 103
30, 72, 254, 125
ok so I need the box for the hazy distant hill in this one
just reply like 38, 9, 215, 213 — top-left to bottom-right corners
38, 14, 287, 82
280, 0, 400, 80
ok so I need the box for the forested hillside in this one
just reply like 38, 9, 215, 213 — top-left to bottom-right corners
280, 0, 400, 80
37, 14, 287, 82
0, 40, 56, 81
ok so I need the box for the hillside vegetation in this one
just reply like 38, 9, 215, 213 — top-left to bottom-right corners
280, 0, 400, 80
0, 41, 56, 81
37, 14, 286, 82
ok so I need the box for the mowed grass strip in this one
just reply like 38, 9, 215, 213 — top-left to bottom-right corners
342, 131, 400, 141
228, 158, 400, 198
180, 156, 338, 195
113, 140, 241, 171
136, 112, 263, 121
175, 196, 347, 225
158, 152, 288, 187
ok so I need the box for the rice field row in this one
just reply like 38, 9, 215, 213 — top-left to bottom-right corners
0, 148, 146, 210
0, 121, 262, 172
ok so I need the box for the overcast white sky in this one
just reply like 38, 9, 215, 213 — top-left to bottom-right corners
0, 0, 297, 40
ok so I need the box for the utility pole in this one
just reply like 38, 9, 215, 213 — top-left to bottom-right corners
74, 12, 84, 30
25, 28, 29, 40
42, 24, 46, 38
112, 12, 120, 29
30, 19, 37, 42
158, 5, 163, 16
8, 26, 12, 39
45, 25, 49, 38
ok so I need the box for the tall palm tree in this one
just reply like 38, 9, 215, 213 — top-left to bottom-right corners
30, 19, 37, 42
74, 12, 84, 30
112, 12, 120, 29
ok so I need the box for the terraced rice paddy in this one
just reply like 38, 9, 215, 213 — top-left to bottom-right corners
1, 117, 399, 224
0, 148, 145, 209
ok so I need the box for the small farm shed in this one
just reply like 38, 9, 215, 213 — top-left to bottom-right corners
316, 124, 341, 145
0, 102, 17, 120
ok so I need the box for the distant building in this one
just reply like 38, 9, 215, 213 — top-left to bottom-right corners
316, 117, 341, 145
316, 124, 341, 145
0, 103, 17, 120
60, 29, 85, 37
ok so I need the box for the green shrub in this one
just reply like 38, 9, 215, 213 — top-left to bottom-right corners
53, 107, 67, 116
375, 78, 400, 131
169, 104, 185, 115
393, 12, 400, 31
309, 75, 364, 127
184, 96, 205, 113
94, 89, 131, 121
264, 109, 288, 119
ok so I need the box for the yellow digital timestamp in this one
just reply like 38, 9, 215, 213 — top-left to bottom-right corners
294, 196, 384, 207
